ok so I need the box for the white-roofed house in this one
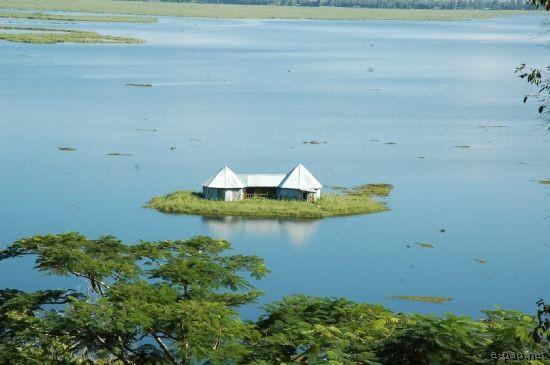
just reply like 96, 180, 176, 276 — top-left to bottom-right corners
277, 164, 323, 202
202, 166, 245, 201
201, 164, 322, 202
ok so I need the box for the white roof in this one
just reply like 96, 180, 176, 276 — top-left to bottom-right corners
279, 164, 322, 192
238, 174, 286, 188
202, 166, 245, 188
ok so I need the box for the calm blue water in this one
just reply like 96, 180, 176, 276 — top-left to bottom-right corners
0, 13, 549, 319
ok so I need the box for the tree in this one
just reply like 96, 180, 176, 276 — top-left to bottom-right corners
244, 295, 398, 363
517, 0, 549, 126
1, 233, 548, 364
0, 233, 268, 365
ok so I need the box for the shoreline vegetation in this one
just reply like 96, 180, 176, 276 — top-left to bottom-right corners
1, 232, 547, 364
0, 0, 529, 21
147, 184, 392, 218
0, 25, 144, 43
0, 11, 157, 23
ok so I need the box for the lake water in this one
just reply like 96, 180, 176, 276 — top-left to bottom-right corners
0, 12, 549, 319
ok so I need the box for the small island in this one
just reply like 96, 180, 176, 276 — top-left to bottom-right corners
147, 164, 391, 218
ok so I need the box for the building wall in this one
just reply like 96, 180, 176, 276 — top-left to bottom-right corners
203, 187, 244, 201
277, 188, 303, 201
203, 187, 220, 200
277, 188, 321, 202
225, 188, 244, 201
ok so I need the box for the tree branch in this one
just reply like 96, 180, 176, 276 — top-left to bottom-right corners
153, 334, 178, 365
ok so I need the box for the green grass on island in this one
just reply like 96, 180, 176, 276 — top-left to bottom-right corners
0, 25, 144, 43
538, 178, 550, 184
147, 186, 391, 218
0, 11, 157, 23
388, 295, 454, 304
330, 183, 393, 197
0, 0, 527, 21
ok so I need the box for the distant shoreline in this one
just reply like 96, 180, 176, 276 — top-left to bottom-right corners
0, 0, 532, 21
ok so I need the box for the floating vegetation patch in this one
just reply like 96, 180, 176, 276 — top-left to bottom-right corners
537, 179, 550, 185
147, 184, 390, 219
350, 183, 393, 197
0, 25, 144, 44
475, 258, 487, 264
107, 152, 132, 156
439, 228, 446, 233
135, 128, 157, 132
388, 295, 453, 304
126, 83, 153, 87
417, 242, 434, 249
0, 11, 157, 23
478, 125, 507, 128
189, 138, 203, 142
327, 184, 393, 197
302, 140, 327, 145
385, 142, 396, 145
58, 146, 76, 151
454, 145, 470, 148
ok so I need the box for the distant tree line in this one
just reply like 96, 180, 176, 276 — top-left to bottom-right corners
158, 0, 535, 10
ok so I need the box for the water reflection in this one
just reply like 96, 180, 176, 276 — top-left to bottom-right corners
202, 216, 320, 246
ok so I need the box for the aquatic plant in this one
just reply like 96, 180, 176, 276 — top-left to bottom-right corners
538, 178, 550, 184
126, 83, 153, 87
348, 183, 393, 197
388, 295, 453, 303
106, 152, 132, 156
0, 25, 144, 44
0, 11, 157, 23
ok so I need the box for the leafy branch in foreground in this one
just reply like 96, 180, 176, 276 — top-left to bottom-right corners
516, 64, 550, 126
0, 233, 268, 365
0, 232, 547, 364
517, 0, 549, 127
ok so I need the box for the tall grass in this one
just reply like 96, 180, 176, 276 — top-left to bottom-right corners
147, 190, 388, 218
0, 0, 527, 21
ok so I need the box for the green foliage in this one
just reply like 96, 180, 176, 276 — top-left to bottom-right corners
0, 233, 268, 364
483, 308, 541, 355
246, 295, 398, 363
147, 189, 388, 218
376, 314, 490, 364
533, 299, 550, 344
516, 64, 550, 127
331, 183, 393, 197
0, 25, 144, 44
0, 233, 548, 364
